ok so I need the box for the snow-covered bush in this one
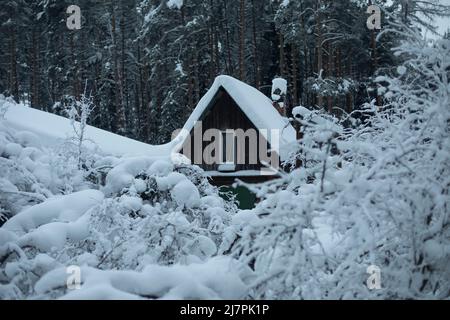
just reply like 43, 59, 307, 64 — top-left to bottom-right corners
0, 122, 103, 222
0, 92, 247, 299
92, 157, 236, 267
64, 92, 95, 169
305, 76, 356, 97
0, 95, 15, 120
232, 27, 450, 299
0, 137, 243, 299
230, 106, 346, 299
1, 24, 448, 301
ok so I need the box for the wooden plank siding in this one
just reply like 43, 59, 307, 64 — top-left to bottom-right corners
180, 87, 280, 174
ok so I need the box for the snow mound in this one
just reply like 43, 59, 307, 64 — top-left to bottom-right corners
35, 256, 248, 300
4, 190, 104, 233
171, 180, 200, 208
3, 100, 176, 157
104, 157, 155, 194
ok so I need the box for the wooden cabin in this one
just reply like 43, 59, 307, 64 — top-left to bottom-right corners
174, 75, 297, 186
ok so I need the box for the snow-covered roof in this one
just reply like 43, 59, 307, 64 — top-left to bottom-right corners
4, 103, 174, 158
179, 75, 297, 148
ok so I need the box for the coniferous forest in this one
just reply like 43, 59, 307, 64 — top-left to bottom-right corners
1, 0, 450, 302
3, 0, 445, 143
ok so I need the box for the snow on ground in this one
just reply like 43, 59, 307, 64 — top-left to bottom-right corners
36, 256, 249, 300
0, 94, 345, 300
0, 96, 256, 300
3, 190, 104, 234
0, 88, 392, 300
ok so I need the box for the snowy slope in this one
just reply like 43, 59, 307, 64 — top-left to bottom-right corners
4, 103, 175, 158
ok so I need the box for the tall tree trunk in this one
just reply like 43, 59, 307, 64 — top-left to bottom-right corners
209, 0, 219, 78
291, 45, 298, 107
346, 55, 353, 112
250, 0, 260, 87
239, 0, 246, 80
279, 32, 285, 77
214, 26, 220, 76
316, 0, 324, 108
137, 39, 148, 141
10, 27, 19, 102
336, 47, 342, 78
70, 33, 80, 99
222, 0, 233, 75
403, 0, 410, 23
302, 11, 308, 106
111, 5, 126, 134
371, 29, 382, 107
120, 9, 129, 121
31, 28, 39, 108
186, 50, 195, 110
192, 50, 200, 103
327, 44, 333, 113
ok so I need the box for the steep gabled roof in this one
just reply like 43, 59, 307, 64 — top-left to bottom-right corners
179, 75, 297, 151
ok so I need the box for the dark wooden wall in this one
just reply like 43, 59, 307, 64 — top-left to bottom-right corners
181, 87, 277, 173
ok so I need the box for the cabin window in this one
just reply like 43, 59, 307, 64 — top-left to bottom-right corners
218, 130, 236, 172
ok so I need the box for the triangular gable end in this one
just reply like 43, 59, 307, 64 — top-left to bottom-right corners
178, 75, 297, 150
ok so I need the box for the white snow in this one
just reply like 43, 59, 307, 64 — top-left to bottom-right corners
156, 172, 187, 191
171, 180, 200, 208
0, 229, 18, 246
397, 65, 407, 75
167, 0, 183, 10
217, 163, 236, 172
280, 0, 290, 8
231, 210, 260, 227
119, 195, 143, 212
132, 178, 147, 193
104, 157, 155, 194
3, 190, 104, 233
16, 216, 91, 251
292, 106, 311, 119
4, 103, 175, 158
35, 256, 248, 300
271, 77, 288, 101
0, 126, 243, 299
205, 170, 269, 177
4, 143, 22, 157
148, 159, 174, 177
175, 62, 186, 76
186, 235, 217, 259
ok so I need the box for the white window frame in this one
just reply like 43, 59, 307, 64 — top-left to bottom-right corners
220, 129, 237, 166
